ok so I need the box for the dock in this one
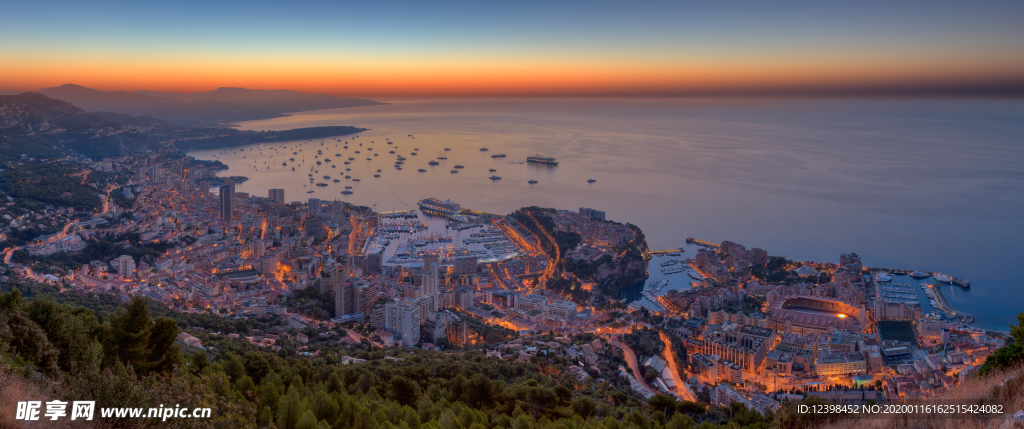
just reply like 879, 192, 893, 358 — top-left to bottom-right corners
685, 238, 720, 249
649, 248, 685, 255
870, 267, 970, 288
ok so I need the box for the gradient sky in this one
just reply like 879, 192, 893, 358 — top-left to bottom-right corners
3, 0, 1024, 97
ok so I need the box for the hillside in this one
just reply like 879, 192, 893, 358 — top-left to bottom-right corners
0, 92, 160, 159
38, 84, 282, 127
39, 84, 383, 127
0, 91, 120, 135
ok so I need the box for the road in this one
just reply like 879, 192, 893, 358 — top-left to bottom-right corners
659, 331, 697, 402
3, 184, 116, 266
611, 336, 658, 397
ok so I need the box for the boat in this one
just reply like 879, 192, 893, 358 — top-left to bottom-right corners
316, 161, 321, 165
454, 165, 464, 169
418, 169, 427, 172
282, 162, 287, 166
373, 174, 381, 177
333, 179, 340, 182
308, 174, 313, 177
428, 160, 440, 165
480, 148, 489, 151
345, 175, 351, 179
527, 154, 558, 166
909, 271, 930, 279
451, 170, 459, 173
490, 153, 506, 158
331, 165, 336, 168
289, 158, 295, 161
389, 150, 396, 154
316, 183, 327, 187
444, 148, 451, 151
489, 168, 497, 172
528, 180, 537, 184
489, 175, 501, 180
418, 198, 462, 215
307, 190, 314, 193
377, 169, 382, 172
344, 186, 352, 189
341, 190, 353, 195
323, 175, 330, 179
291, 167, 295, 171
411, 152, 418, 156
587, 179, 596, 183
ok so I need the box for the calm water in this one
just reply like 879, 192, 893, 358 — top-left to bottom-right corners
189, 97, 1024, 331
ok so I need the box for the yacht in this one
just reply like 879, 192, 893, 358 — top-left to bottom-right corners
428, 160, 440, 165
480, 147, 489, 151
444, 148, 451, 151
528, 180, 537, 184
341, 190, 353, 195
490, 153, 506, 158
374, 174, 381, 177
934, 273, 954, 283
527, 154, 558, 166
874, 272, 893, 282
333, 179, 340, 183
489, 175, 501, 180
451, 170, 459, 173
489, 168, 497, 172
454, 165, 464, 169
909, 271, 930, 279
418, 169, 427, 172
587, 179, 596, 183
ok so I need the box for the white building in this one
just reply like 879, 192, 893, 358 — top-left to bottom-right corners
385, 299, 421, 347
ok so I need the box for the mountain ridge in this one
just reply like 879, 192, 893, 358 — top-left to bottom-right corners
36, 84, 382, 127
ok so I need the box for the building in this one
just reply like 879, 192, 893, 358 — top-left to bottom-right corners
218, 185, 233, 220
816, 350, 868, 377
447, 314, 468, 346
421, 254, 439, 297
454, 256, 477, 275
115, 255, 136, 276
334, 281, 356, 318
385, 299, 421, 347
698, 324, 775, 374
268, 189, 285, 203
578, 207, 606, 221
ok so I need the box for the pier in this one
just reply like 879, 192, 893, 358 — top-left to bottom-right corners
870, 267, 971, 288
685, 237, 720, 249
649, 248, 685, 255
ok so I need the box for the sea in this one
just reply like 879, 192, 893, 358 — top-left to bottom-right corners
187, 97, 1024, 331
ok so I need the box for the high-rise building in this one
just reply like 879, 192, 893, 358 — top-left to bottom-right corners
454, 256, 477, 275
446, 315, 468, 346
199, 180, 210, 194
218, 185, 233, 220
226, 180, 236, 194
422, 254, 439, 297
115, 255, 135, 276
269, 189, 285, 203
334, 281, 356, 318
385, 299, 421, 347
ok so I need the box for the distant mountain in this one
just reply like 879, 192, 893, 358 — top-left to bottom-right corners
0, 91, 120, 134
139, 87, 383, 113
38, 84, 283, 127
36, 84, 382, 128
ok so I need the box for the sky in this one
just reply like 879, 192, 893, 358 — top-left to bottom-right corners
2, 0, 1024, 97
